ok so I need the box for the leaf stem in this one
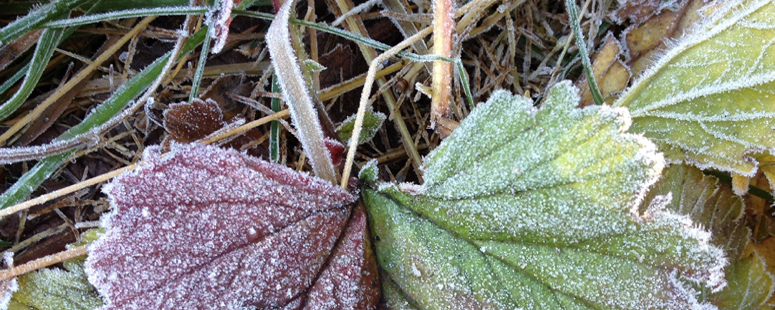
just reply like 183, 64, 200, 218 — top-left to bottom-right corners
270, 73, 282, 163
341, 26, 434, 189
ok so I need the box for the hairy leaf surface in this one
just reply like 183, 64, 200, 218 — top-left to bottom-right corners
365, 82, 727, 309
86, 144, 378, 309
640, 164, 775, 309
614, 0, 775, 176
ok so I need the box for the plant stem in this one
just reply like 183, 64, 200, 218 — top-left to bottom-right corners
431, 0, 455, 133
0, 245, 88, 281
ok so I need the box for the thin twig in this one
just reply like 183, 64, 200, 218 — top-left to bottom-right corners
341, 26, 433, 189
0, 245, 87, 282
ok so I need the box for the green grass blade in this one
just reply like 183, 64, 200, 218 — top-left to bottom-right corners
565, 0, 603, 105
0, 0, 92, 46
0, 28, 64, 121
270, 73, 281, 163
0, 63, 30, 97
189, 31, 212, 101
0, 28, 207, 209
45, 6, 209, 28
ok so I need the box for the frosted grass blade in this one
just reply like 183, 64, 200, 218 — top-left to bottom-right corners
0, 28, 207, 209
0, 0, 91, 46
45, 6, 208, 28
0, 28, 63, 121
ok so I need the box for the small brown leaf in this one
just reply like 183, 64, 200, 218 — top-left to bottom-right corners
163, 98, 225, 143
86, 143, 378, 309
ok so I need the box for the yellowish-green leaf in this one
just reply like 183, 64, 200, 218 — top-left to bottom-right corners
8, 257, 102, 310
640, 164, 775, 309
614, 0, 775, 177
8, 230, 104, 310
365, 82, 727, 309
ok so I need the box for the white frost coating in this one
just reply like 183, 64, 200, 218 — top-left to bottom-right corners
266, 0, 337, 184
209, 0, 234, 54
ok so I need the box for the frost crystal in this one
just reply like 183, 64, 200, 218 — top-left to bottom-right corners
86, 143, 360, 309
365, 82, 727, 310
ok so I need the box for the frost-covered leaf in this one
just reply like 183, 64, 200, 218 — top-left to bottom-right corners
9, 230, 104, 310
640, 164, 775, 309
8, 257, 102, 310
163, 98, 225, 143
364, 81, 727, 309
614, 0, 775, 177
85, 143, 379, 309
336, 110, 386, 145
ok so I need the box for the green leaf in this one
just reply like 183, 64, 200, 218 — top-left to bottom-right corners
364, 81, 727, 309
8, 230, 104, 310
336, 110, 386, 145
614, 0, 775, 177
8, 258, 102, 310
640, 164, 775, 309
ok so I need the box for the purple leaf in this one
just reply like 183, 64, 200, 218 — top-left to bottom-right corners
86, 143, 374, 309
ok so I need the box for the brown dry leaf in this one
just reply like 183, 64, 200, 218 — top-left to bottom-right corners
622, 0, 711, 75
318, 44, 355, 89
752, 152, 775, 193
162, 98, 225, 143
577, 33, 631, 107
